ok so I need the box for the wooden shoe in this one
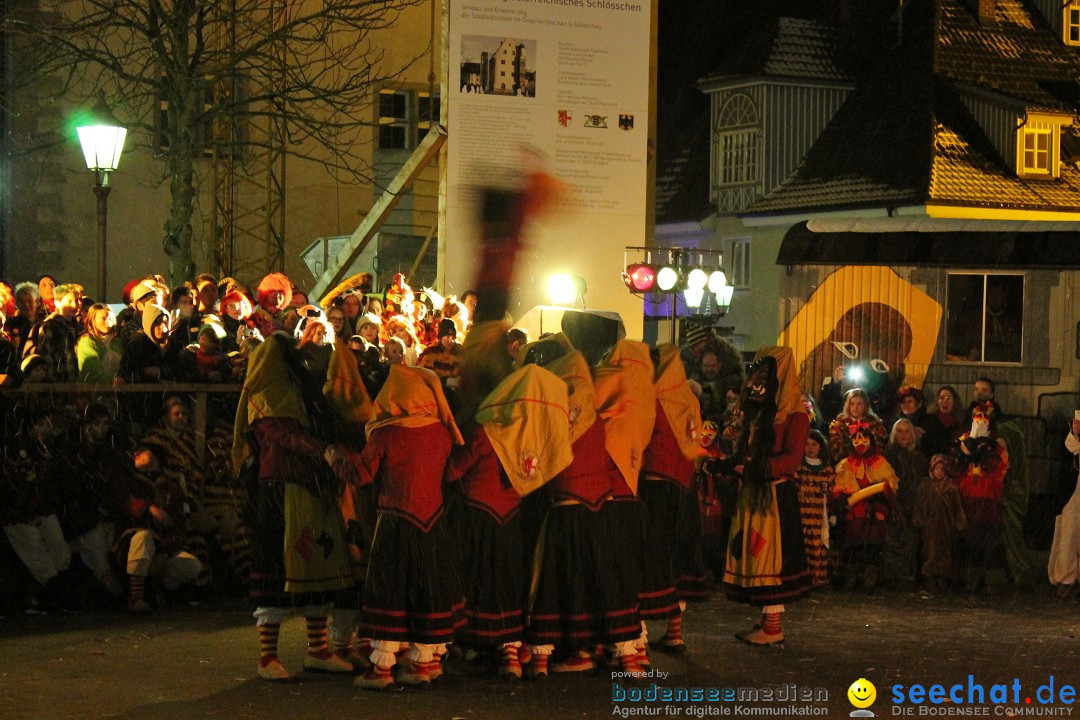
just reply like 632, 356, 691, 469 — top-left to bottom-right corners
128, 598, 152, 615
395, 659, 437, 686
736, 625, 784, 646
656, 638, 686, 654
551, 654, 595, 673
257, 658, 291, 681
303, 651, 354, 673
335, 648, 372, 673
354, 666, 397, 690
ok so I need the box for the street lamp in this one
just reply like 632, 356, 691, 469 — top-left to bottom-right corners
76, 96, 126, 302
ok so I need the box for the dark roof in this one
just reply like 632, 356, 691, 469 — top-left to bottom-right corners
778, 220, 1080, 267
934, 0, 1080, 111
655, 111, 713, 224
741, 0, 1080, 217
699, 16, 850, 85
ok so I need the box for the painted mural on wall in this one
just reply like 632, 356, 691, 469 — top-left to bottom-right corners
778, 265, 943, 408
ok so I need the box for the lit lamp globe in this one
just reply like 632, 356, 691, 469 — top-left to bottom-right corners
76, 97, 127, 183
76, 96, 126, 303
708, 270, 727, 294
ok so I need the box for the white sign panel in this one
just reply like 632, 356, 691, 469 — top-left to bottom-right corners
447, 0, 652, 339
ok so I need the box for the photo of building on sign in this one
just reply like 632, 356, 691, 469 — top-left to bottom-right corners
459, 35, 537, 97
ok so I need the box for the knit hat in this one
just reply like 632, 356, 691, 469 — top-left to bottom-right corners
683, 324, 709, 347
929, 453, 949, 470
357, 312, 382, 330
438, 318, 457, 338
199, 321, 227, 342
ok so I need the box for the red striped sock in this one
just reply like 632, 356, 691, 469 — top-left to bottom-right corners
664, 613, 684, 644
762, 611, 782, 635
259, 624, 281, 665
306, 617, 329, 658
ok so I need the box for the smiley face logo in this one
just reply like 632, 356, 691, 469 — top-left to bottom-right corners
847, 678, 877, 709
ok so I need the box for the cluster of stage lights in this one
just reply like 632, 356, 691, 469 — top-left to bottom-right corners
623, 262, 730, 309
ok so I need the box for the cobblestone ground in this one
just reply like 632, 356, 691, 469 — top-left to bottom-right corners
1, 586, 1078, 720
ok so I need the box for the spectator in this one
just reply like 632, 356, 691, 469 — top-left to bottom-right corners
828, 388, 887, 462
194, 274, 219, 315
23, 283, 81, 382
219, 290, 254, 353
120, 305, 180, 383
117, 278, 163, 346
37, 274, 57, 317
418, 318, 463, 382
252, 272, 292, 338
116, 442, 203, 614
505, 327, 528, 362
921, 385, 965, 457
911, 454, 967, 594
327, 307, 347, 341
340, 290, 363, 337
9, 282, 40, 356
59, 403, 125, 600
0, 308, 17, 386
76, 303, 123, 384
142, 396, 251, 593
881, 418, 928, 589
383, 315, 420, 366
170, 284, 200, 347
1, 407, 72, 612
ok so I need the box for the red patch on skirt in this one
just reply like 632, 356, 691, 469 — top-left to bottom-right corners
294, 526, 315, 563
749, 529, 768, 558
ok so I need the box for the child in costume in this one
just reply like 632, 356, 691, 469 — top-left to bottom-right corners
912, 453, 966, 592
828, 388, 888, 462
353, 364, 466, 689
953, 400, 1009, 593
793, 429, 834, 587
832, 419, 898, 591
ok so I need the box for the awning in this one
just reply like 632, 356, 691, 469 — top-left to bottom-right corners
777, 220, 1080, 268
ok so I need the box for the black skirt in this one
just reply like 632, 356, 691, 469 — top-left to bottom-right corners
452, 504, 525, 647
527, 503, 640, 650
359, 511, 466, 645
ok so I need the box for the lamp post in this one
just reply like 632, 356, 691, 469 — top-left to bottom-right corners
76, 97, 126, 302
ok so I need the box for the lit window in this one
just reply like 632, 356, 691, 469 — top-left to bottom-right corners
945, 273, 1023, 364
1064, 2, 1080, 45
1022, 128, 1052, 174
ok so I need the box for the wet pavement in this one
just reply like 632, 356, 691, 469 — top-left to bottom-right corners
1, 584, 1078, 720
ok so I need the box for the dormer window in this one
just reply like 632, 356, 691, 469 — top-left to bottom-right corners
714, 93, 760, 188
1015, 112, 1070, 179
1064, 1, 1080, 45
